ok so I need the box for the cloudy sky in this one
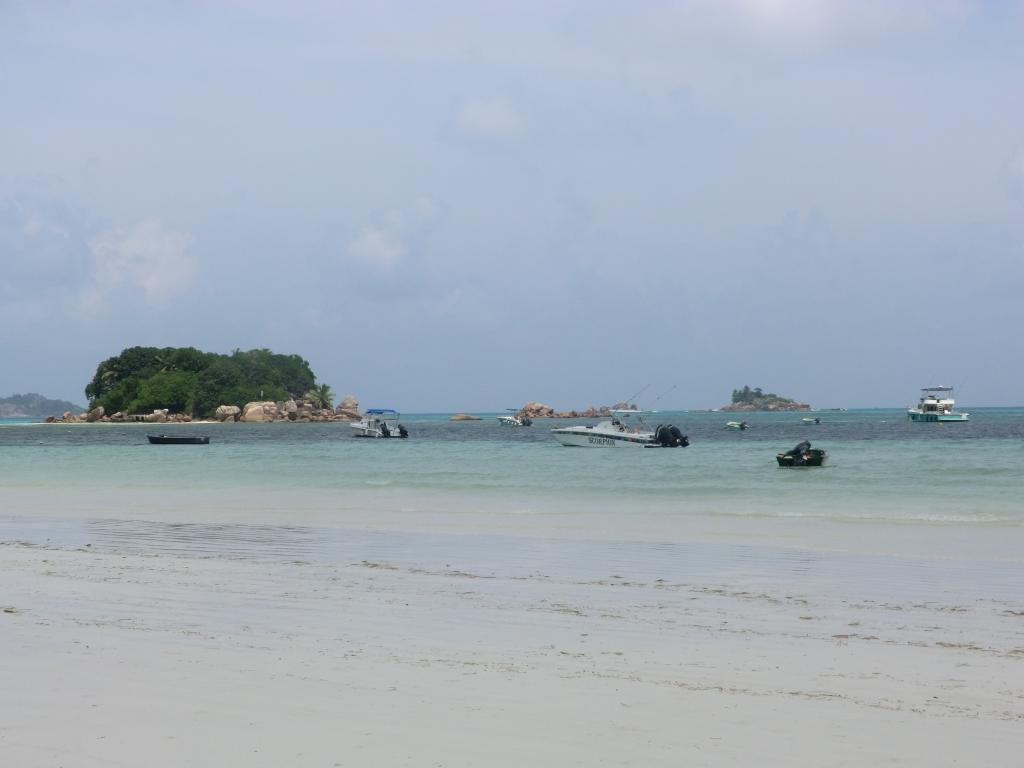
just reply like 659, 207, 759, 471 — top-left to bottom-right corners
2, 0, 1022, 410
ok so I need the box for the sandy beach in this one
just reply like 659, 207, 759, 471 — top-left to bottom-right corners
2, 515, 1021, 767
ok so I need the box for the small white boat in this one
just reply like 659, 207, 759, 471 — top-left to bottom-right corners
725, 421, 749, 430
801, 417, 820, 424
497, 409, 532, 427
351, 409, 409, 438
908, 386, 969, 422
551, 410, 688, 448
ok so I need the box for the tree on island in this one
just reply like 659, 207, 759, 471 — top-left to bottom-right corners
732, 385, 789, 405
724, 385, 809, 411
304, 384, 334, 410
85, 346, 327, 418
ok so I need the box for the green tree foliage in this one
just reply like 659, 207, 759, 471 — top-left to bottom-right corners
305, 383, 334, 410
86, 346, 324, 417
731, 385, 794, 405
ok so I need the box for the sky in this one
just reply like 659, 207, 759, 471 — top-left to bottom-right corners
1, 0, 1023, 411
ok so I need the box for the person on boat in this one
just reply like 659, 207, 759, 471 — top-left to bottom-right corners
785, 440, 812, 465
380, 421, 391, 438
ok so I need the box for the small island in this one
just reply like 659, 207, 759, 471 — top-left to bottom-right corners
721, 386, 810, 412
47, 345, 361, 424
1, 393, 86, 418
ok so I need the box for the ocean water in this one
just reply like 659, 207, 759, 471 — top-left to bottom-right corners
2, 408, 1022, 527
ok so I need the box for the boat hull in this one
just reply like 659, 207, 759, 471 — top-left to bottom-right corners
776, 449, 827, 467
351, 428, 407, 438
497, 416, 530, 426
147, 435, 210, 445
907, 411, 969, 422
551, 429, 657, 448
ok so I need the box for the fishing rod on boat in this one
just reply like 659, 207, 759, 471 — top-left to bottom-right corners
652, 384, 677, 407
622, 383, 651, 407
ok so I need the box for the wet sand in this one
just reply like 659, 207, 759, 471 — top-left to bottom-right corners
2, 517, 1021, 767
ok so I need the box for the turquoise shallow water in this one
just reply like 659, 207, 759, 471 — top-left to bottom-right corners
2, 408, 1022, 525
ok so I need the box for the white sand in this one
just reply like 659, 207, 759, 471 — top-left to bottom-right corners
2, 527, 1021, 767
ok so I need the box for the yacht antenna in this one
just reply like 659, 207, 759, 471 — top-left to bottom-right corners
623, 384, 651, 407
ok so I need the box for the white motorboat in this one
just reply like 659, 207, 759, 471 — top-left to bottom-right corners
908, 386, 969, 422
725, 420, 749, 430
497, 409, 532, 427
351, 409, 409, 438
551, 410, 689, 448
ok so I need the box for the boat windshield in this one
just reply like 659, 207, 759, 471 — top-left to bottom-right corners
609, 410, 652, 430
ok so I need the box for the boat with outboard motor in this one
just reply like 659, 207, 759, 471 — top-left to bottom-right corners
725, 420, 749, 431
497, 409, 532, 427
147, 435, 210, 445
776, 440, 827, 467
907, 386, 968, 422
551, 410, 689, 448
351, 409, 409, 438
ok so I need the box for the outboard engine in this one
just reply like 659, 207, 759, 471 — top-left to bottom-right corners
669, 425, 689, 447
785, 440, 811, 465
786, 440, 811, 456
398, 424, 408, 439
521, 416, 532, 426
655, 424, 689, 447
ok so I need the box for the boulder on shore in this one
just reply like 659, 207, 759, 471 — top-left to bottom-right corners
520, 401, 555, 419
85, 406, 105, 422
334, 394, 361, 421
240, 401, 279, 422
215, 405, 241, 422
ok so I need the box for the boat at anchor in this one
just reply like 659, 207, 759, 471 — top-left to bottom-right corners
351, 409, 409, 438
147, 435, 210, 445
907, 386, 969, 422
551, 410, 689, 448
497, 409, 532, 427
776, 440, 827, 467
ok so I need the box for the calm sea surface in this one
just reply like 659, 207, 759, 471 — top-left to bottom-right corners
2, 408, 1022, 525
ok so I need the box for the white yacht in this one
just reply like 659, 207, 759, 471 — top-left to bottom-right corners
351, 409, 409, 438
551, 410, 688, 448
497, 409, 532, 427
908, 386, 969, 422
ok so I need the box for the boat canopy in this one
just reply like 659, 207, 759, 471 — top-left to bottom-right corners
365, 408, 399, 415
921, 386, 954, 392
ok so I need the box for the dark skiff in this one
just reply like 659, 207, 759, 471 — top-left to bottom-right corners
147, 435, 210, 445
776, 448, 827, 467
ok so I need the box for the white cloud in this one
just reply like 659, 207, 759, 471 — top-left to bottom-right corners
343, 226, 406, 270
454, 97, 525, 144
79, 218, 195, 314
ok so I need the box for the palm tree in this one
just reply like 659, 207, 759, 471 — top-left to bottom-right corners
304, 384, 334, 410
